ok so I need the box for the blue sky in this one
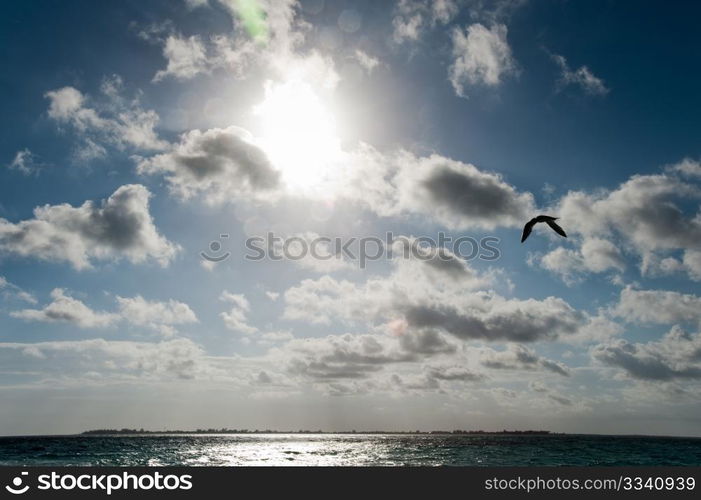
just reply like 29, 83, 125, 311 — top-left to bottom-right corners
1, 0, 701, 436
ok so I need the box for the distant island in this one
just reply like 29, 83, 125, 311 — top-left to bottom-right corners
82, 428, 555, 435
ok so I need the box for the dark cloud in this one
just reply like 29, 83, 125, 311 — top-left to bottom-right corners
592, 331, 701, 381
480, 344, 571, 376
422, 162, 525, 221
403, 296, 582, 343
398, 329, 456, 355
137, 126, 280, 204
425, 365, 485, 382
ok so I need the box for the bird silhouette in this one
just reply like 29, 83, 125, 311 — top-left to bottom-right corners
521, 215, 567, 242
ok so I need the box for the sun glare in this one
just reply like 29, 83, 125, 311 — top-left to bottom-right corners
254, 80, 343, 192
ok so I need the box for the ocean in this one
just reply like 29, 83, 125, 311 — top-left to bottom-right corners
1, 434, 700, 466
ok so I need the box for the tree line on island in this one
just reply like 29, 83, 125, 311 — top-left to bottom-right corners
81, 428, 554, 435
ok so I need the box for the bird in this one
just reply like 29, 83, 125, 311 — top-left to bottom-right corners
521, 215, 567, 242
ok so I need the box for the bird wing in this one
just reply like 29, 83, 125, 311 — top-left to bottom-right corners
521, 220, 536, 242
546, 219, 567, 238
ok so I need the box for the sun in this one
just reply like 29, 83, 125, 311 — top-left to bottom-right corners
253, 79, 343, 193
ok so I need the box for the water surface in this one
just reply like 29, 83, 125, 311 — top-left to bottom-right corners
1, 434, 700, 466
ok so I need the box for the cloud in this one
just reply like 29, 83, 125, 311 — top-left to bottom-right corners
411, 154, 534, 228
449, 23, 517, 97
614, 287, 701, 326
353, 49, 380, 73
219, 291, 258, 335
11, 290, 198, 336
153, 35, 210, 82
424, 364, 485, 382
283, 241, 585, 343
137, 130, 535, 230
45, 76, 167, 158
149, 0, 325, 84
592, 327, 701, 381
0, 337, 210, 380
547, 393, 573, 406
402, 295, 582, 343
7, 149, 44, 176
397, 328, 457, 355
148, 30, 258, 82
283, 240, 486, 325
282, 333, 417, 381
136, 126, 280, 204
528, 381, 573, 406
546, 167, 701, 282
537, 238, 625, 285
391, 0, 458, 43
0, 276, 36, 304
0, 184, 179, 269
480, 344, 571, 376
184, 0, 208, 8
267, 330, 488, 396
218, 291, 294, 345
572, 313, 625, 344
552, 53, 609, 96
338, 147, 535, 230
11, 289, 119, 329
116, 295, 198, 336
666, 158, 701, 179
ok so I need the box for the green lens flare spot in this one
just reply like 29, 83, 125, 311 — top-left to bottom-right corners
233, 0, 269, 45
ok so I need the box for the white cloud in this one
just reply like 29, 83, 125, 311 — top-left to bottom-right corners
391, 0, 458, 43
219, 291, 258, 335
449, 23, 517, 97
0, 276, 36, 304
11, 289, 119, 329
7, 149, 43, 175
150, 0, 327, 85
537, 238, 625, 285
552, 53, 609, 96
0, 184, 179, 269
0, 337, 210, 380
353, 49, 380, 73
667, 158, 701, 179
45, 77, 167, 158
546, 168, 701, 282
148, 30, 259, 82
116, 295, 198, 336
11, 290, 198, 336
153, 35, 210, 82
614, 287, 701, 326
218, 291, 292, 345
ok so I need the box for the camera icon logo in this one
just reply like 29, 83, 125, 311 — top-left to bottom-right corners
5, 472, 29, 495
201, 234, 231, 262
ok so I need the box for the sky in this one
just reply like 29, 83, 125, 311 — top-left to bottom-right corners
1, 0, 701, 436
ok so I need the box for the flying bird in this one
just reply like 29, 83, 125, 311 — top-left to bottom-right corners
521, 215, 567, 243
